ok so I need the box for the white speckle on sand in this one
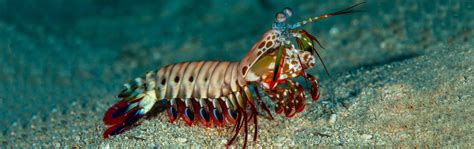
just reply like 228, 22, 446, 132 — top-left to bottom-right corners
329, 114, 337, 124
361, 134, 372, 141
54, 142, 60, 148
101, 142, 110, 149
177, 137, 187, 143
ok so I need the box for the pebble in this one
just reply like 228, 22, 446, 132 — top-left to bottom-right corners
329, 114, 337, 124
100, 142, 110, 149
177, 137, 187, 143
54, 142, 61, 148
361, 134, 372, 140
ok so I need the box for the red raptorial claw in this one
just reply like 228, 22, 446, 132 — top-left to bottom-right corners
304, 73, 321, 101
310, 85, 320, 101
284, 103, 296, 118
284, 96, 296, 118
289, 81, 306, 113
310, 80, 320, 101
275, 102, 284, 114
295, 93, 306, 113
295, 104, 305, 113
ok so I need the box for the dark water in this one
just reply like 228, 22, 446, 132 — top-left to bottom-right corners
0, 0, 471, 137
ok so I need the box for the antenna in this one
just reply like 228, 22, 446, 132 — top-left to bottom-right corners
289, 2, 366, 29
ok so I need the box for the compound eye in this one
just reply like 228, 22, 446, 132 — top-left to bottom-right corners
283, 7, 292, 17
275, 12, 286, 22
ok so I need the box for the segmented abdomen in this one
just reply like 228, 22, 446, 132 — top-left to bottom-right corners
154, 61, 241, 100
126, 61, 246, 126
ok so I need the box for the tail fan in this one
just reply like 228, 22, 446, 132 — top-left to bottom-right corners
103, 78, 158, 138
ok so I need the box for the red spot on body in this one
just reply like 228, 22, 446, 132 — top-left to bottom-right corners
242, 66, 248, 75
265, 41, 273, 48
258, 42, 265, 49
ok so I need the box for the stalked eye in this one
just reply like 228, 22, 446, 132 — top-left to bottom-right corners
275, 12, 286, 23
283, 7, 292, 17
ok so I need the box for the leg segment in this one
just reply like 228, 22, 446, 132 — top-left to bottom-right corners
253, 86, 274, 120
303, 73, 321, 101
285, 80, 306, 113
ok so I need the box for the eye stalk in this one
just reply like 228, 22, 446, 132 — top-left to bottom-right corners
272, 7, 295, 36
274, 7, 293, 23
